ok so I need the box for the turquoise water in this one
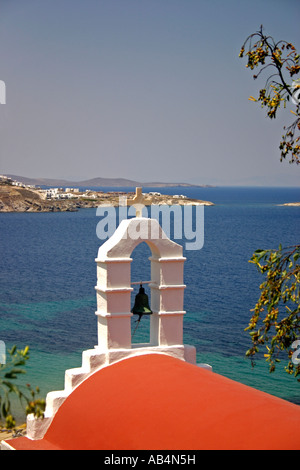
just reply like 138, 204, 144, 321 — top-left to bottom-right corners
0, 186, 299, 421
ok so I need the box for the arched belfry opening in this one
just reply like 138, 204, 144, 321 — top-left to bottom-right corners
130, 242, 152, 345
95, 210, 187, 353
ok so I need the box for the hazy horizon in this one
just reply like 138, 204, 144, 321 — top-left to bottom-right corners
0, 0, 299, 187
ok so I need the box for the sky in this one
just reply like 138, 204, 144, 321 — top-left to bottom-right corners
0, 0, 299, 186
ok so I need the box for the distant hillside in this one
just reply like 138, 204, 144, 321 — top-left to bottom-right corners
5, 175, 206, 188
78, 177, 146, 187
6, 175, 74, 187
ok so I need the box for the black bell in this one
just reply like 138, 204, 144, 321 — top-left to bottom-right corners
131, 283, 152, 321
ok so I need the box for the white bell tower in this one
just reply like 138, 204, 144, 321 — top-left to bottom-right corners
95, 217, 187, 351
94, 188, 196, 363
26, 188, 200, 441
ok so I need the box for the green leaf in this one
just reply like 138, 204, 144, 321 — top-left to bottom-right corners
9, 345, 17, 355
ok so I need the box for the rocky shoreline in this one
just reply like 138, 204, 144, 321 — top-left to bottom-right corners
0, 184, 214, 213
280, 202, 300, 207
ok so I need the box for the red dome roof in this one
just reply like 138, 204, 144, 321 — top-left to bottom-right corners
3, 353, 300, 450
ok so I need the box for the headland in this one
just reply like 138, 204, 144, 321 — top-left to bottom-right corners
0, 178, 214, 213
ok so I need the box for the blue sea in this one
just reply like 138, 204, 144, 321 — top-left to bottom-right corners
0, 186, 300, 421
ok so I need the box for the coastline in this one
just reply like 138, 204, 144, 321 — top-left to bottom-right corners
0, 183, 214, 213
279, 202, 300, 206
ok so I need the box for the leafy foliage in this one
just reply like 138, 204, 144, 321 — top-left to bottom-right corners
0, 345, 45, 428
239, 25, 300, 164
239, 27, 300, 382
246, 245, 300, 379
